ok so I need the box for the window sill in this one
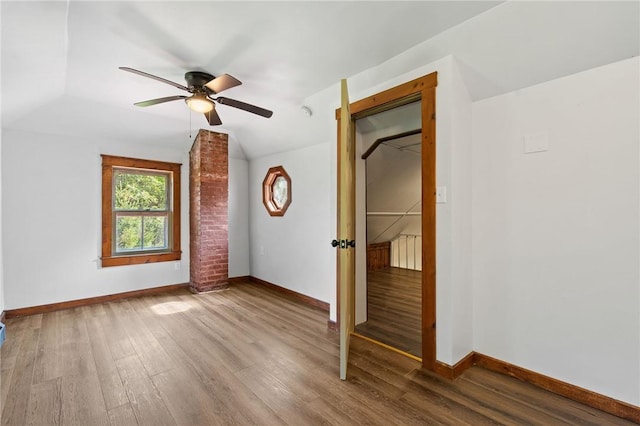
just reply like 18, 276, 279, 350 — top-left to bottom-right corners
101, 251, 181, 267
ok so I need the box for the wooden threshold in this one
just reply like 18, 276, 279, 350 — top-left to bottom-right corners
4, 283, 189, 318
352, 332, 422, 362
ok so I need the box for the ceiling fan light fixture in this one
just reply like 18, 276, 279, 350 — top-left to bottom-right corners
186, 94, 214, 113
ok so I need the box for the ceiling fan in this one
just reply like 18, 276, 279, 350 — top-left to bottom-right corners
119, 67, 273, 125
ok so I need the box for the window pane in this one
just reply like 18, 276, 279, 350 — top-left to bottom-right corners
114, 171, 168, 211
115, 215, 168, 253
143, 216, 167, 250
272, 176, 288, 208
116, 216, 142, 252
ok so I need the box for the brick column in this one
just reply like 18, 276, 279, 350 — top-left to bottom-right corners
189, 129, 228, 292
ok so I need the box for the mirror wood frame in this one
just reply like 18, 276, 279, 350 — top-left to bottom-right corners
262, 165, 292, 216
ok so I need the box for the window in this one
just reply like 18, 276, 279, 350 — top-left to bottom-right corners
262, 165, 291, 216
101, 155, 181, 267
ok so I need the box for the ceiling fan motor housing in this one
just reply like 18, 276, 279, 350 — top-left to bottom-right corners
185, 71, 216, 94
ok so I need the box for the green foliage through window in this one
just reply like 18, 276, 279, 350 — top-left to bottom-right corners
114, 169, 170, 252
114, 171, 167, 210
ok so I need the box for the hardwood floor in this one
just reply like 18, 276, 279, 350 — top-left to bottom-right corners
1, 280, 635, 425
355, 267, 422, 357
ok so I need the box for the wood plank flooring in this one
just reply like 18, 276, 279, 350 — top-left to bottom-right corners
1, 280, 635, 425
355, 267, 422, 357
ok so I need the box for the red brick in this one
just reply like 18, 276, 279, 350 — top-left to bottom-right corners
189, 129, 229, 292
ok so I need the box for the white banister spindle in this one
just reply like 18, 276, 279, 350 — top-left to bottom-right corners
390, 234, 422, 271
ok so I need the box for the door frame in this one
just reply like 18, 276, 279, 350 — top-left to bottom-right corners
335, 71, 437, 370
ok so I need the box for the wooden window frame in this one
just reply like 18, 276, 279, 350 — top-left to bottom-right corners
262, 165, 291, 216
101, 155, 181, 267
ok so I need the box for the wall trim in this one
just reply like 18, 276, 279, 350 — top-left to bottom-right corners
239, 276, 330, 312
473, 352, 640, 423
416, 350, 640, 422
4, 283, 189, 318
434, 352, 476, 380
327, 320, 338, 332
228, 276, 251, 285
0, 311, 5, 323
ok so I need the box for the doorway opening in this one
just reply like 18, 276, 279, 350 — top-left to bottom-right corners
354, 102, 423, 359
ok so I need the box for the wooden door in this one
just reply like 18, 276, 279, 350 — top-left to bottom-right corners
336, 72, 438, 372
337, 79, 355, 380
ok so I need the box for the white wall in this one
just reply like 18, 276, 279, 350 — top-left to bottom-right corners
0, 3, 4, 315
449, 60, 474, 363
0, 128, 4, 316
228, 158, 250, 277
2, 128, 249, 309
472, 57, 640, 405
2, 129, 191, 309
248, 142, 333, 306
0, 7, 4, 315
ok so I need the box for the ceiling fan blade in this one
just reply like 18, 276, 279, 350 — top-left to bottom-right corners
215, 96, 273, 118
204, 74, 242, 94
119, 67, 189, 91
205, 109, 223, 126
134, 95, 187, 107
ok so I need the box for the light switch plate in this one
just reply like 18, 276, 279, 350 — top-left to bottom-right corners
436, 186, 447, 203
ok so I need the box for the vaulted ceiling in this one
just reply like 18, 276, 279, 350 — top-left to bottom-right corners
2, 1, 638, 159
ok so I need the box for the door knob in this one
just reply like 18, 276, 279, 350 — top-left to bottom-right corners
331, 239, 355, 248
